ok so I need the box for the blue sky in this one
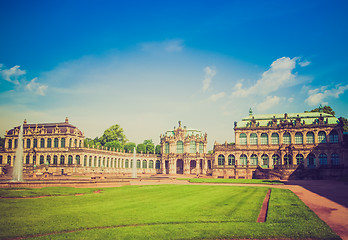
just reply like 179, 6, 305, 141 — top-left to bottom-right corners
1, 0, 348, 149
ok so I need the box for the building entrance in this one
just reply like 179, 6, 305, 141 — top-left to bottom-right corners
177, 159, 184, 174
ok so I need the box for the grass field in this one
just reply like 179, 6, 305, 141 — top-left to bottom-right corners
0, 185, 340, 240
177, 178, 284, 184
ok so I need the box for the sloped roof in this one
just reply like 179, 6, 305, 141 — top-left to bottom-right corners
236, 112, 339, 128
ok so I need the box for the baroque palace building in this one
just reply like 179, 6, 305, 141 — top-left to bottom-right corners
0, 118, 159, 177
0, 107, 347, 179
213, 108, 347, 179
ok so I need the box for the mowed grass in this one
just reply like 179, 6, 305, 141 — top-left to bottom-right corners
0, 185, 340, 240
178, 178, 284, 184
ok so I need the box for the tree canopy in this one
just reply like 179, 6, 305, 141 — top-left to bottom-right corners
310, 105, 335, 116
100, 124, 127, 145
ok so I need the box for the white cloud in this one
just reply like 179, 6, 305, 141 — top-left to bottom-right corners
232, 57, 299, 97
164, 40, 184, 52
257, 96, 281, 112
209, 92, 225, 101
305, 84, 348, 106
299, 60, 310, 67
288, 97, 294, 103
202, 66, 216, 92
25, 78, 48, 96
0, 65, 26, 85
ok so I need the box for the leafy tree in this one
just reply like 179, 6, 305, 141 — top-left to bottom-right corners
310, 105, 335, 116
100, 124, 127, 145
339, 117, 348, 132
84, 138, 95, 147
137, 143, 146, 153
105, 140, 124, 151
124, 142, 136, 153
155, 145, 161, 154
146, 144, 155, 154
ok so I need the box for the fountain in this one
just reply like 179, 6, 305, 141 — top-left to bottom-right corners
132, 147, 137, 178
12, 124, 24, 181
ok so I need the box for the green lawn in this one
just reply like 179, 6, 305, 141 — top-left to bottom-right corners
177, 178, 284, 184
0, 185, 340, 240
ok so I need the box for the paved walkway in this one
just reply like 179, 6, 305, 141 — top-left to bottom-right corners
130, 179, 348, 240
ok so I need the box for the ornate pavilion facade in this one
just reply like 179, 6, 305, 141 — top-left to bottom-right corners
213, 109, 347, 179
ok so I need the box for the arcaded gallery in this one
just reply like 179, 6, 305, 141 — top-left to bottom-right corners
1, 108, 347, 180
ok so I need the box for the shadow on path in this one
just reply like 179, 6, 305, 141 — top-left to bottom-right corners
285, 180, 348, 208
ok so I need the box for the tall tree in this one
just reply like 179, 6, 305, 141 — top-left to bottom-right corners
124, 142, 136, 153
155, 145, 161, 154
339, 117, 348, 132
100, 124, 127, 145
136, 143, 146, 154
105, 140, 124, 151
310, 105, 335, 116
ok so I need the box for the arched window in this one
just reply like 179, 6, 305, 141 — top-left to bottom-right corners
76, 155, 80, 165
137, 160, 141, 168
53, 155, 58, 165
0, 155, 2, 164
89, 156, 92, 167
69, 139, 72, 147
94, 156, 97, 167
26, 155, 30, 164
331, 153, 340, 165
329, 130, 339, 143
307, 154, 316, 168
143, 160, 147, 168
190, 141, 196, 153
199, 142, 204, 153
47, 138, 52, 148
261, 154, 269, 167
7, 156, 11, 165
98, 157, 101, 167
306, 132, 314, 144
218, 155, 225, 166
40, 138, 45, 148
228, 155, 235, 165
149, 160, 154, 168
103, 157, 105, 167
318, 131, 326, 143
40, 155, 44, 165
272, 154, 280, 166
295, 132, 303, 144
250, 154, 258, 165
61, 138, 66, 148
250, 133, 258, 145
176, 141, 183, 153
239, 133, 247, 145
155, 160, 161, 169
79, 140, 82, 148
283, 132, 291, 144
60, 155, 65, 165
107, 158, 109, 167
33, 155, 36, 165
33, 139, 38, 148
319, 153, 327, 166
240, 154, 247, 165
284, 154, 292, 165
165, 142, 169, 154
84, 156, 87, 166
46, 155, 51, 165
74, 139, 77, 147
271, 133, 279, 145
125, 159, 129, 168
260, 133, 268, 145
27, 139, 31, 148
296, 154, 304, 165
8, 139, 12, 149
14, 139, 18, 148
54, 138, 59, 148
